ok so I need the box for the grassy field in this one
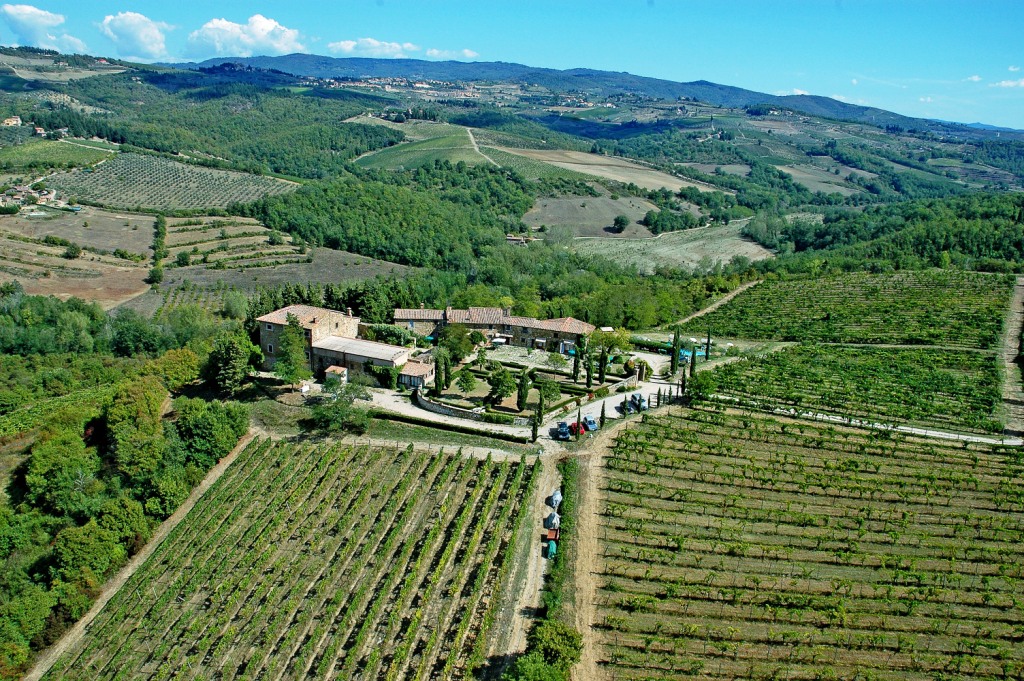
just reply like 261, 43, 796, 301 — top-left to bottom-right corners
495, 148, 717, 192
481, 146, 595, 181
0, 139, 113, 169
699, 343, 1003, 433
680, 271, 1014, 349
773, 164, 860, 196
573, 222, 773, 274
0, 206, 152, 307
46, 154, 297, 211
356, 127, 489, 170
593, 406, 1024, 680
44, 439, 537, 681
524, 193, 658, 237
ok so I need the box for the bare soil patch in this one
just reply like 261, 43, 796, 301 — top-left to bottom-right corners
0, 206, 154, 255
572, 222, 773, 274
497, 148, 719, 193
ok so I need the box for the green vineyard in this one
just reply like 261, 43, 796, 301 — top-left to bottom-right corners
681, 271, 1014, 349
595, 407, 1024, 680
46, 154, 297, 211
699, 344, 1003, 433
44, 439, 537, 681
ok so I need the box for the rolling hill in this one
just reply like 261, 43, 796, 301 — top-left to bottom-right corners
179, 54, 1024, 141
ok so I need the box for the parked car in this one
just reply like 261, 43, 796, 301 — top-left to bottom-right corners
583, 414, 599, 431
554, 421, 571, 440
569, 421, 584, 436
630, 393, 648, 411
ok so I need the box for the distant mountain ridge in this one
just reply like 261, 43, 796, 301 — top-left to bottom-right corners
171, 54, 1023, 140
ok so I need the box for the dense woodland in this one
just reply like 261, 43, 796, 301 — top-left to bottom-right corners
743, 193, 1024, 272
0, 283, 251, 677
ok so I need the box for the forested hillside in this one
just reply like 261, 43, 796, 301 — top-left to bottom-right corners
0, 282, 250, 678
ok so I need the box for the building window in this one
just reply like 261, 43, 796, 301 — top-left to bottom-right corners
267, 344, 273, 354
266, 323, 273, 331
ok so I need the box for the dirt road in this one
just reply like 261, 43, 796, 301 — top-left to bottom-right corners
671, 278, 761, 328
1000, 277, 1024, 436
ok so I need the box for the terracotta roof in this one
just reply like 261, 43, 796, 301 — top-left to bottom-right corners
399, 361, 434, 377
446, 307, 508, 325
394, 308, 444, 321
530, 317, 595, 335
256, 305, 351, 327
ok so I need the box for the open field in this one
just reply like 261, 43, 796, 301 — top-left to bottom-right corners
591, 406, 1024, 680
680, 270, 1014, 349
0, 205, 153, 254
701, 343, 1003, 433
572, 223, 773, 274
774, 164, 860, 196
524, 193, 658, 237
480, 146, 595, 181
0, 138, 114, 169
0, 207, 151, 307
46, 153, 297, 211
44, 439, 537, 681
495, 148, 718, 192
165, 215, 305, 269
356, 126, 489, 169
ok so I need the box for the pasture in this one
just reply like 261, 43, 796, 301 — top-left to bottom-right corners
773, 164, 860, 196
591, 406, 1024, 680
46, 154, 297, 211
572, 223, 773, 274
44, 439, 537, 681
495, 148, 718, 193
0, 207, 151, 307
524, 193, 658, 237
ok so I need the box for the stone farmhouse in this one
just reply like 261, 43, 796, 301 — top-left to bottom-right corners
257, 304, 433, 386
393, 306, 595, 354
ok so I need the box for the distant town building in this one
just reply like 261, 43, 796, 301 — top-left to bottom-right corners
2, 116, 21, 126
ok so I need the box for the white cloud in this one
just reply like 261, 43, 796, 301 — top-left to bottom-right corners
831, 94, 848, 102
991, 78, 1024, 88
1010, 65, 1020, 72
187, 14, 304, 58
0, 4, 86, 52
98, 12, 170, 61
965, 75, 981, 82
327, 37, 419, 58
425, 47, 478, 60
919, 96, 933, 103
850, 78, 858, 85
791, 88, 809, 96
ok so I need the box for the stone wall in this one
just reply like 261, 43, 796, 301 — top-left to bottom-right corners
413, 389, 532, 427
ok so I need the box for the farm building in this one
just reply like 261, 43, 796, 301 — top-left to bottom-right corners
392, 305, 595, 354
398, 360, 434, 388
257, 304, 412, 378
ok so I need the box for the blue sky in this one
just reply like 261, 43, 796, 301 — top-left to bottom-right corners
3, 1, 1023, 128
